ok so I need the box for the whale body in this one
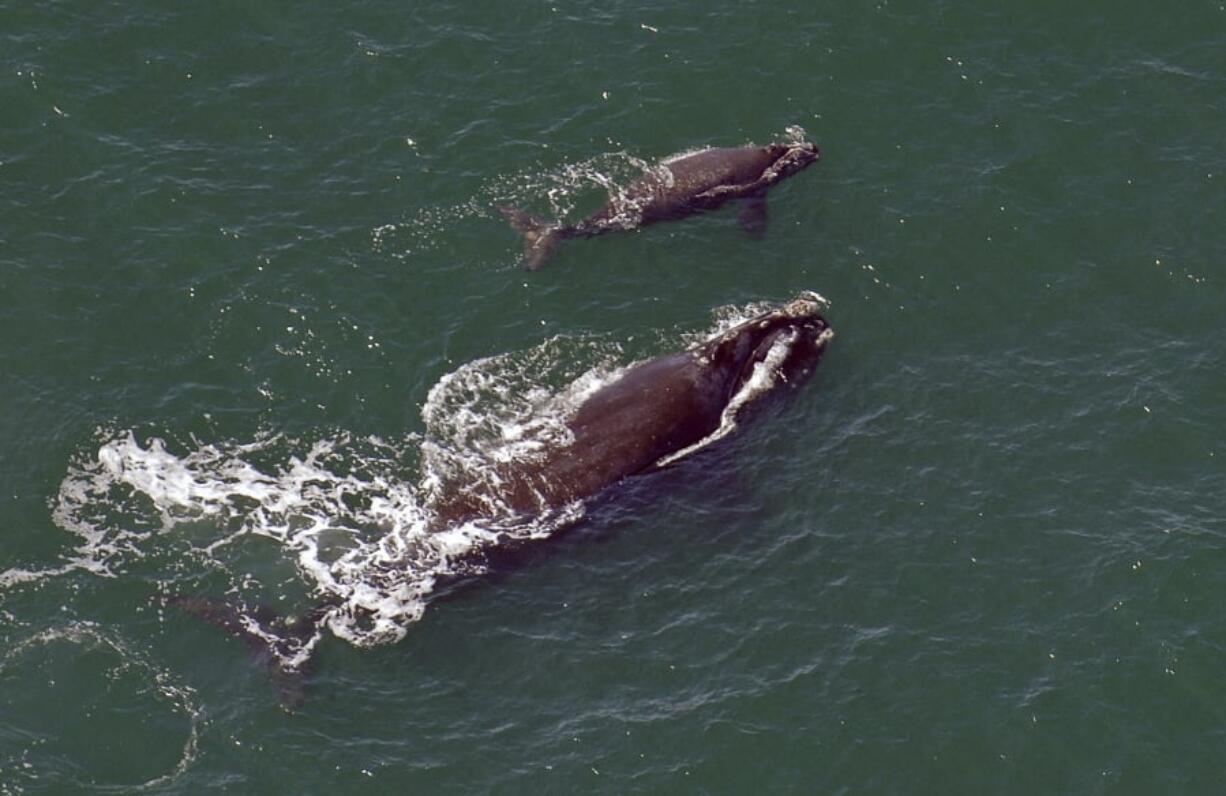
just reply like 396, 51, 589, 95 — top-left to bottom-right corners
175, 294, 833, 707
500, 140, 820, 269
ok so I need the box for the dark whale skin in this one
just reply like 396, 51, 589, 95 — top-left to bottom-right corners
500, 140, 820, 269
427, 294, 832, 525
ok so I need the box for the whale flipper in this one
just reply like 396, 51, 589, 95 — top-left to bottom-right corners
498, 205, 563, 270
736, 195, 768, 236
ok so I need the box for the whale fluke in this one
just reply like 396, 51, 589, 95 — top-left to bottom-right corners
169, 595, 327, 711
498, 205, 563, 270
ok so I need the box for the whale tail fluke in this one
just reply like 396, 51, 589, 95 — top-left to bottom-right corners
169, 595, 330, 711
498, 205, 563, 270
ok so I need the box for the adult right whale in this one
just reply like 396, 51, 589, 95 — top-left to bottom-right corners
500, 139, 820, 269
174, 294, 833, 707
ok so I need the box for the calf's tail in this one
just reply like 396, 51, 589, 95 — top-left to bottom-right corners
498, 205, 563, 270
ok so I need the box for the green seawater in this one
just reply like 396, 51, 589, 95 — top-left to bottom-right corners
2, 2, 1225, 793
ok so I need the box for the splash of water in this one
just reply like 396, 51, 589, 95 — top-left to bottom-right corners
29, 335, 628, 652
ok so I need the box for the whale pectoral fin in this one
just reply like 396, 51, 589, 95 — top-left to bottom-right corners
736, 195, 768, 236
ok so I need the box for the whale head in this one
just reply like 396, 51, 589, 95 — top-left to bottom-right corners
699, 292, 833, 406
763, 140, 820, 181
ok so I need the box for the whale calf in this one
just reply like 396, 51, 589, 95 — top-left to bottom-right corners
500, 140, 820, 269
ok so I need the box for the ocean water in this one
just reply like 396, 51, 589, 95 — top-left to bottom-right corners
2, 1, 1225, 792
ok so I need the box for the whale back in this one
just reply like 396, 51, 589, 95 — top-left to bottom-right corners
660, 146, 781, 193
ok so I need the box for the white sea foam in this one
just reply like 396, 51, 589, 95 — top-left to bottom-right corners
782, 123, 809, 145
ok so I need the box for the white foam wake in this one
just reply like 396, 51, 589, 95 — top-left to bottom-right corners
23, 335, 628, 652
